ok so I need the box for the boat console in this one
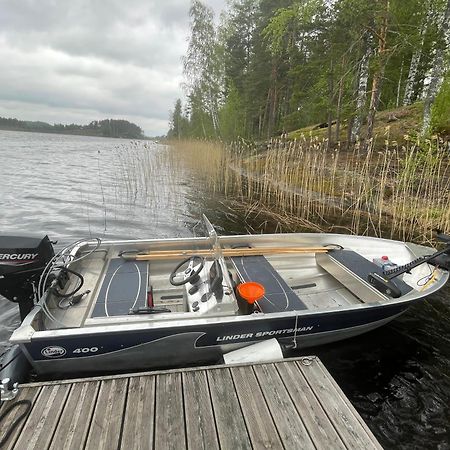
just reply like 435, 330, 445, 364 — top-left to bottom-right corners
183, 258, 237, 315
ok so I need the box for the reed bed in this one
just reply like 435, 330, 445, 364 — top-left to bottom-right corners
166, 136, 450, 243
112, 141, 186, 209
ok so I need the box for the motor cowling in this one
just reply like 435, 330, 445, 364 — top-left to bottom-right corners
0, 235, 55, 320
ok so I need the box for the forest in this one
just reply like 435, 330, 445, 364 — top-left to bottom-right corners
165, 0, 450, 242
168, 0, 450, 143
0, 117, 145, 139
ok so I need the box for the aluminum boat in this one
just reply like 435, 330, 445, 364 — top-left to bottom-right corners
1, 216, 449, 377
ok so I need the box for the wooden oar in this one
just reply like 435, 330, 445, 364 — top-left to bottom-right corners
122, 246, 330, 261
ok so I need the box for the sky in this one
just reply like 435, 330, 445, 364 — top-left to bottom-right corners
0, 0, 227, 136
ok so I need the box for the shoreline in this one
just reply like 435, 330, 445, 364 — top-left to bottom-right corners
0, 127, 151, 140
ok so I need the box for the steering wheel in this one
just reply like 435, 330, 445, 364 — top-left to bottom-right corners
169, 255, 205, 286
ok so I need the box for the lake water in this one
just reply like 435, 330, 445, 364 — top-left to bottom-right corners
0, 130, 449, 448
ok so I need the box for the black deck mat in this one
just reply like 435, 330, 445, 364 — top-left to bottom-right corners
231, 255, 308, 313
92, 259, 148, 317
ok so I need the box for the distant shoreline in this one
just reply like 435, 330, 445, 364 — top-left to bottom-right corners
0, 117, 151, 140
0, 126, 151, 140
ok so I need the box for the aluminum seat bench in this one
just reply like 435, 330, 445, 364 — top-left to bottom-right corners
316, 249, 412, 302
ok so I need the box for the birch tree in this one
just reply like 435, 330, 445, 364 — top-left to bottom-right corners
422, 0, 450, 134
403, 11, 428, 106
350, 33, 371, 143
183, 0, 224, 137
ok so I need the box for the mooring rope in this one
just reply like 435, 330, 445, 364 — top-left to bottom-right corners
292, 313, 299, 349
0, 398, 32, 447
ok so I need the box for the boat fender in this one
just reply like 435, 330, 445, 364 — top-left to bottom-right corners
0, 345, 30, 388
223, 338, 283, 365
0, 346, 32, 445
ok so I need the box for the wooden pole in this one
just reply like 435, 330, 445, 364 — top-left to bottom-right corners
122, 246, 330, 261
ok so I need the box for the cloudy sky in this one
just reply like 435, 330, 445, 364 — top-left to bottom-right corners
0, 0, 226, 136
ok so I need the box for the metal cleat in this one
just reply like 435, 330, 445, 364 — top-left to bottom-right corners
1, 377, 19, 401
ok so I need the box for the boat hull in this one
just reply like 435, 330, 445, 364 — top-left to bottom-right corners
22, 301, 411, 376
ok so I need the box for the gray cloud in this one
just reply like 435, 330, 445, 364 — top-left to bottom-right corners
0, 0, 226, 136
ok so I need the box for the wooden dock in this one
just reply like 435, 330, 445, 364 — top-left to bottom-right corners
0, 356, 381, 449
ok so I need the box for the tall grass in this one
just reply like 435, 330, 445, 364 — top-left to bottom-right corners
166, 136, 450, 243
112, 141, 188, 211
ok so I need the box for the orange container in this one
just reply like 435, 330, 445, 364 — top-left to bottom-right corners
237, 282, 265, 304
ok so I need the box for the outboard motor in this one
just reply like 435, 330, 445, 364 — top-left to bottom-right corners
0, 236, 54, 321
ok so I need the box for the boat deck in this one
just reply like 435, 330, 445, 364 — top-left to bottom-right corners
0, 356, 382, 449
45, 248, 366, 330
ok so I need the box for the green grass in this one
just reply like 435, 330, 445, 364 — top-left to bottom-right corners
288, 103, 424, 149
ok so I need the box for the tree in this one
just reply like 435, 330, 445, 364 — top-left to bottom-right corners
183, 0, 224, 137
350, 32, 372, 143
402, 4, 430, 106
219, 0, 260, 137
262, 0, 331, 137
365, 0, 390, 145
168, 99, 188, 139
170, 0, 449, 142
219, 82, 245, 140
431, 72, 450, 133
422, 0, 450, 134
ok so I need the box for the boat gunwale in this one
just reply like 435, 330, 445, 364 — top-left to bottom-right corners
97, 231, 435, 248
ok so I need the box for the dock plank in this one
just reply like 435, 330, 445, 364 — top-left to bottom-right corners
13, 383, 70, 450
230, 365, 283, 450
0, 386, 41, 450
182, 370, 219, 450
121, 376, 156, 450
275, 360, 346, 449
49, 381, 100, 450
154, 372, 185, 450
207, 367, 252, 450
297, 360, 382, 449
315, 358, 383, 447
84, 378, 128, 450
253, 363, 315, 449
7, 356, 382, 450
